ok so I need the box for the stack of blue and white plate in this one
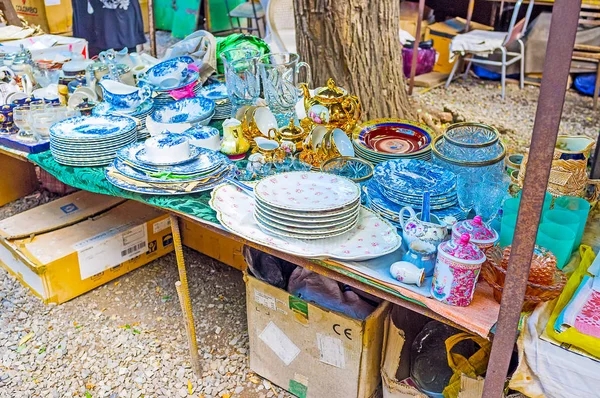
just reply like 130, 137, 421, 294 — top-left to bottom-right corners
92, 99, 154, 140
364, 159, 466, 226
50, 115, 138, 167
106, 133, 234, 195
197, 82, 230, 120
150, 83, 202, 108
146, 97, 215, 136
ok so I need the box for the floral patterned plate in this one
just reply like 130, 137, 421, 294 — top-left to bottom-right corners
49, 115, 137, 140
255, 171, 360, 212
209, 183, 402, 261
254, 212, 360, 240
256, 197, 360, 219
255, 202, 359, 227
373, 159, 456, 197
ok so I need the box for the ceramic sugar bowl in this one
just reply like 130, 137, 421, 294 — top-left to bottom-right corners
452, 215, 499, 251
431, 234, 486, 307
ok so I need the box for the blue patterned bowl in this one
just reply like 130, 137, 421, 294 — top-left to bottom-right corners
151, 97, 215, 124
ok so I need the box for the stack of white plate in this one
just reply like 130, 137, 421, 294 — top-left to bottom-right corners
253, 172, 362, 240
50, 115, 138, 166
92, 99, 154, 140
197, 82, 231, 120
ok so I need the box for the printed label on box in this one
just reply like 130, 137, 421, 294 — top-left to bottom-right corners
152, 218, 171, 234
316, 333, 345, 368
258, 321, 300, 366
254, 289, 277, 311
60, 203, 78, 214
45, 0, 61, 6
74, 223, 148, 280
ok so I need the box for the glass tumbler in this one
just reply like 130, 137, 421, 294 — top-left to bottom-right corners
536, 222, 576, 270
258, 53, 311, 126
554, 196, 591, 250
499, 213, 517, 247
542, 209, 580, 253
13, 106, 36, 142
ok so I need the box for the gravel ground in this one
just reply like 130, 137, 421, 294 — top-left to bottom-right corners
418, 78, 599, 153
0, 193, 293, 398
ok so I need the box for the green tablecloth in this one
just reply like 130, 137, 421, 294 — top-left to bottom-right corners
27, 151, 219, 224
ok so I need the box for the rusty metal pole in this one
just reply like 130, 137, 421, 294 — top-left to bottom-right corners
408, 0, 425, 95
465, 0, 475, 32
482, 0, 582, 396
148, 0, 157, 57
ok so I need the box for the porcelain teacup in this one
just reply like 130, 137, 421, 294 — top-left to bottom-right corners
99, 79, 151, 110
182, 126, 220, 151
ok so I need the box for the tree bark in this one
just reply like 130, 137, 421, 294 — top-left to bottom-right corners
293, 0, 415, 121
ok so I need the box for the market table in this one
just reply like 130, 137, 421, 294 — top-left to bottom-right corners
2, 148, 502, 338
0, 145, 38, 206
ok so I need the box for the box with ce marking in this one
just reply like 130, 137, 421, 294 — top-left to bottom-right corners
0, 192, 173, 304
245, 273, 390, 398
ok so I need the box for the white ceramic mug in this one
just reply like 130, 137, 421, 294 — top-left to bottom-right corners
390, 261, 425, 286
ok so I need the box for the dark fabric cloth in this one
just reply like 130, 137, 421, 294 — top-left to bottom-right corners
72, 0, 146, 56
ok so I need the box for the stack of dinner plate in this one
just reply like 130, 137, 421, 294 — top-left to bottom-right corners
106, 133, 234, 195
352, 119, 433, 164
364, 159, 466, 226
197, 82, 231, 120
253, 171, 362, 240
92, 99, 154, 140
50, 115, 138, 166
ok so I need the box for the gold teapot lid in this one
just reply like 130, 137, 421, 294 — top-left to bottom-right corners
279, 118, 304, 138
315, 78, 347, 99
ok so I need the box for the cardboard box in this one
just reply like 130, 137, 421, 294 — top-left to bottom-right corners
11, 0, 72, 34
180, 218, 246, 271
0, 35, 88, 61
399, 20, 430, 41
0, 191, 174, 304
380, 306, 484, 398
246, 273, 390, 398
428, 17, 493, 74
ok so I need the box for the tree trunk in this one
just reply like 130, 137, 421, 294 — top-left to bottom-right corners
293, 0, 415, 121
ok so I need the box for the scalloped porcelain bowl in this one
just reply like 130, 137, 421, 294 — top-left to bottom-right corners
151, 97, 215, 124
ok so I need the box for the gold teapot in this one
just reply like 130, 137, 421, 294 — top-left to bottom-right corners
300, 78, 361, 134
267, 118, 307, 153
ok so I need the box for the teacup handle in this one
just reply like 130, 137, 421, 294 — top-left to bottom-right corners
296, 62, 312, 89
139, 85, 152, 102
267, 127, 278, 140
399, 206, 416, 229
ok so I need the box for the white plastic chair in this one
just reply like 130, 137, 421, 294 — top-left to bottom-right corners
445, 0, 535, 99
266, 0, 296, 53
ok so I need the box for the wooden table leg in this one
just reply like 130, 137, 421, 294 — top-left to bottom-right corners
170, 214, 201, 377
0, 153, 38, 206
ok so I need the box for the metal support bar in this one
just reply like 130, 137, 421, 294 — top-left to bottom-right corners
465, 0, 475, 32
148, 0, 157, 58
408, 0, 425, 95
482, 0, 582, 396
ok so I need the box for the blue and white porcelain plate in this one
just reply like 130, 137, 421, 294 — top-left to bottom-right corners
50, 115, 137, 140
92, 99, 154, 117
111, 157, 230, 184
373, 159, 456, 197
363, 180, 466, 221
135, 144, 201, 166
117, 142, 225, 176
197, 82, 228, 101
151, 97, 215, 124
